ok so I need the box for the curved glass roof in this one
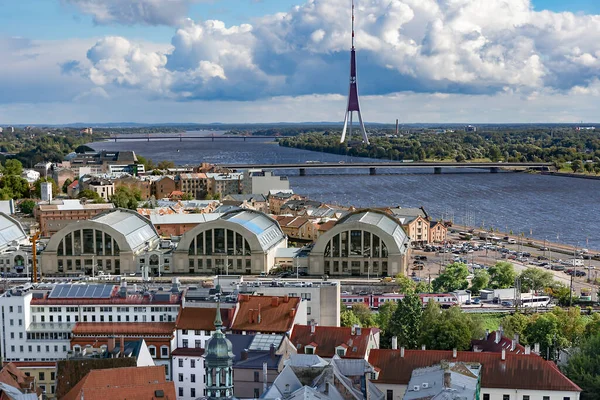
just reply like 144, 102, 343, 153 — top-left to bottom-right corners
93, 209, 159, 251
221, 210, 285, 251
0, 213, 27, 251
338, 211, 409, 250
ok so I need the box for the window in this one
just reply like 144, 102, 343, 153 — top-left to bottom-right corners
179, 388, 183, 397
178, 359, 183, 367
336, 348, 345, 357
483, 395, 490, 400
182, 339, 188, 348
178, 373, 183, 382
9, 306, 12, 312
195, 340, 202, 348
523, 397, 530, 400
564, 398, 571, 400
543, 397, 550, 400
39, 372, 45, 381
51, 372, 55, 381
254, 371, 260, 382
191, 388, 196, 398
148, 346, 156, 357
254, 388, 260, 398
161, 346, 169, 357
386, 390, 393, 400
182, 329, 188, 335
191, 374, 196, 383
503, 396, 510, 400
190, 359, 196, 368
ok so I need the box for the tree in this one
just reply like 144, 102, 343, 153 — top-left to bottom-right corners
519, 268, 555, 292
523, 313, 568, 360
137, 155, 155, 171
3, 159, 23, 176
157, 160, 175, 170
470, 270, 490, 294
415, 281, 432, 293
548, 283, 574, 306
488, 261, 516, 289
563, 333, 600, 400
571, 160, 583, 173
432, 263, 469, 293
585, 313, 600, 338
376, 301, 398, 348
181, 192, 195, 200
552, 307, 587, 347
78, 189, 104, 203
340, 310, 361, 327
33, 177, 59, 199
351, 304, 376, 327
395, 274, 416, 294
111, 186, 142, 210
19, 199, 36, 215
501, 312, 530, 339
388, 293, 422, 349
420, 306, 475, 350
74, 145, 95, 153
0, 175, 30, 199
62, 178, 73, 194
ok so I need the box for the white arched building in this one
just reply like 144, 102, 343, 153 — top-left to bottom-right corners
309, 210, 410, 277
0, 213, 31, 275
40, 209, 160, 276
174, 209, 287, 275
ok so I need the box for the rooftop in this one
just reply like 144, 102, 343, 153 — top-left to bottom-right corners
0, 213, 27, 251
92, 209, 159, 251
149, 213, 221, 226
220, 209, 286, 252
337, 210, 409, 251
29, 284, 181, 305
232, 295, 300, 334
291, 325, 379, 359
61, 365, 175, 400
368, 349, 581, 392
36, 199, 114, 212
72, 322, 176, 336
175, 306, 233, 330
471, 331, 526, 354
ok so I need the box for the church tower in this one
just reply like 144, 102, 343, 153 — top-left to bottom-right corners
204, 302, 234, 400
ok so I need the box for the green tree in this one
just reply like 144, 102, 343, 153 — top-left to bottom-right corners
488, 261, 516, 289
395, 274, 416, 294
519, 267, 555, 292
552, 307, 587, 347
33, 177, 59, 199
111, 186, 142, 210
376, 301, 398, 348
563, 333, 600, 400
548, 283, 574, 306
571, 160, 583, 172
415, 281, 432, 293
584, 313, 600, 338
136, 155, 155, 171
351, 304, 376, 327
62, 178, 73, 194
0, 175, 30, 199
19, 199, 36, 215
501, 312, 530, 339
523, 313, 567, 360
181, 192, 195, 200
470, 270, 490, 294
420, 306, 475, 350
78, 189, 104, 203
432, 262, 469, 293
389, 293, 422, 349
3, 159, 23, 176
157, 160, 175, 170
340, 310, 361, 327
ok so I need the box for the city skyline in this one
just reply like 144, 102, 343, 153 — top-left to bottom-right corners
2, 0, 600, 124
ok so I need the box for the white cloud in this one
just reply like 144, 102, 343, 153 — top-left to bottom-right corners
63, 0, 197, 26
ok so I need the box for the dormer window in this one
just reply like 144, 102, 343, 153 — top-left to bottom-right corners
335, 345, 347, 357
305, 344, 316, 354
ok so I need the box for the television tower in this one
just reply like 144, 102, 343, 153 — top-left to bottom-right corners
340, 0, 369, 145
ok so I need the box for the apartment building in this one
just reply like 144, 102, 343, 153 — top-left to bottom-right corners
34, 199, 114, 237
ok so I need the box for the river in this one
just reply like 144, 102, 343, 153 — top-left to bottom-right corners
90, 131, 600, 250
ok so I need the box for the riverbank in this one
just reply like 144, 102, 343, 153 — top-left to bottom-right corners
541, 171, 600, 180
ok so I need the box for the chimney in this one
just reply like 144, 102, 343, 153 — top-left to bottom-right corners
421, 344, 426, 351
495, 328, 502, 344
120, 336, 125, 356
395, 119, 399, 135
271, 297, 280, 307
400, 347, 405, 358
525, 345, 531, 355
310, 323, 316, 334
452, 348, 457, 358
501, 348, 506, 361
443, 371, 451, 388
485, 329, 489, 340
391, 336, 398, 350
512, 334, 519, 351
270, 343, 276, 358
263, 362, 268, 394
324, 382, 330, 395
283, 295, 289, 303
534, 343, 540, 355
351, 325, 356, 335
258, 304, 262, 324
241, 349, 248, 361
107, 337, 116, 353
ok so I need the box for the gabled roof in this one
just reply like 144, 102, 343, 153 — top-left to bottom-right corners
175, 307, 232, 330
368, 349, 581, 392
232, 295, 300, 334
471, 333, 526, 354
290, 325, 378, 359
61, 366, 176, 400
315, 220, 336, 232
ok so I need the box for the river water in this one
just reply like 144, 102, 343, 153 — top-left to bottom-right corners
90, 131, 600, 250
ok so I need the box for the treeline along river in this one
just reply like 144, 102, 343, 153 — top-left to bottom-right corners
90, 131, 600, 250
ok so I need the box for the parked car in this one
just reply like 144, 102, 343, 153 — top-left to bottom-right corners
472, 298, 481, 304
501, 301, 513, 307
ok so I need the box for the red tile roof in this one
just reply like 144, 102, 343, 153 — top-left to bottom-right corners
62, 366, 176, 400
368, 349, 581, 392
316, 220, 336, 232
291, 325, 379, 359
72, 322, 175, 336
471, 333, 526, 354
175, 307, 233, 330
232, 295, 300, 334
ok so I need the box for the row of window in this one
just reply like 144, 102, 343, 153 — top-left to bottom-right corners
181, 330, 208, 336
32, 313, 174, 323
32, 306, 177, 313
6, 306, 23, 313
181, 339, 204, 348
9, 344, 67, 354
483, 395, 569, 400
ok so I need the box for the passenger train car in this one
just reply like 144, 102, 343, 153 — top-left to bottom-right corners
341, 292, 458, 309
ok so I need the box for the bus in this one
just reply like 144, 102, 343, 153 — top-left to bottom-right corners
520, 295, 551, 308
580, 288, 592, 302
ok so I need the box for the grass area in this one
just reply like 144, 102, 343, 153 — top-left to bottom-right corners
471, 313, 504, 331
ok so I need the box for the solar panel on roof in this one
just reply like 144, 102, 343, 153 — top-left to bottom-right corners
48, 284, 115, 299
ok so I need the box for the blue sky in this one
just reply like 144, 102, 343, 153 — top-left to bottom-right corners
2, 0, 600, 124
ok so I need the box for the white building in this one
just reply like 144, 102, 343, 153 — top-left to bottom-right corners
244, 170, 290, 195
21, 169, 41, 184
40, 182, 53, 202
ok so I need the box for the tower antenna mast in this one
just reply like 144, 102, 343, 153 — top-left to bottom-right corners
341, 0, 369, 144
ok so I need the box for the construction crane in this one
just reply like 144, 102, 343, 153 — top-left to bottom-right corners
31, 232, 40, 283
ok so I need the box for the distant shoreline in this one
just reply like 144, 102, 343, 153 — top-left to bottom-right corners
540, 171, 600, 180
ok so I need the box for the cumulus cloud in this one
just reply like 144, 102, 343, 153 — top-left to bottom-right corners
63, 0, 196, 26
81, 0, 600, 101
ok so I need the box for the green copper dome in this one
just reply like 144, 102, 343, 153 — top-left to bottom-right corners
205, 302, 234, 364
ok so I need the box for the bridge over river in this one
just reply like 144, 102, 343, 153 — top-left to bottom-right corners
220, 161, 554, 175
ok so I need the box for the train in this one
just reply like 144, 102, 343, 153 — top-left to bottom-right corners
341, 292, 458, 310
